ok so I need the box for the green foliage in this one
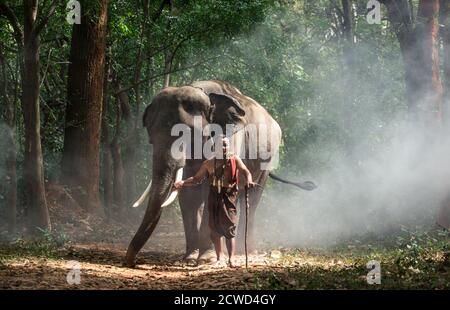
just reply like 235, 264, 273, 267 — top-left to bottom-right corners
0, 0, 405, 185
0, 0, 277, 214
0, 229, 68, 262
252, 229, 450, 289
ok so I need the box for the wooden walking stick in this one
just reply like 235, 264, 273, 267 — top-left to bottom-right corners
245, 184, 249, 269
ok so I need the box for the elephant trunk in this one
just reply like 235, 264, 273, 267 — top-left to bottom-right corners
132, 168, 183, 208
125, 149, 183, 267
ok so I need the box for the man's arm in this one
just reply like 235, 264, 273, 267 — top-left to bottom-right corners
235, 156, 256, 187
174, 160, 209, 189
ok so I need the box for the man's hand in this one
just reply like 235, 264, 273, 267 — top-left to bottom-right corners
246, 181, 256, 188
174, 180, 184, 189
235, 156, 256, 189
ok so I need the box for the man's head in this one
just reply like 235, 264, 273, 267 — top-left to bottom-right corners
214, 135, 231, 158
222, 136, 230, 154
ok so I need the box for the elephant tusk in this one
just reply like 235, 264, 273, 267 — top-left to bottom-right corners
132, 167, 183, 208
132, 180, 152, 208
161, 167, 184, 208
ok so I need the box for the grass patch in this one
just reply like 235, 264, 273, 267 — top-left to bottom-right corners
0, 229, 68, 263
252, 228, 450, 289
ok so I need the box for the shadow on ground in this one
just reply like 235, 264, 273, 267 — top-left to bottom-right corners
1, 241, 449, 289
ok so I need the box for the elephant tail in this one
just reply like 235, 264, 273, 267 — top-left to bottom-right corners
268, 173, 317, 191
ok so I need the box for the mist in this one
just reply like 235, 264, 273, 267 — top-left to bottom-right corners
241, 9, 450, 248
256, 118, 450, 248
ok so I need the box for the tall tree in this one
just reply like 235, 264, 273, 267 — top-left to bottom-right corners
61, 0, 108, 215
329, 0, 357, 156
123, 0, 151, 205
438, 0, 450, 230
381, 0, 442, 123
341, 0, 354, 43
383, 0, 448, 228
0, 42, 17, 234
22, 0, 51, 232
415, 0, 442, 123
109, 73, 127, 210
440, 0, 450, 122
0, 1, 58, 233
101, 58, 113, 212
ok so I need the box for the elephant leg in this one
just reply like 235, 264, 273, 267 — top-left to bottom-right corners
237, 170, 269, 254
124, 206, 162, 267
179, 180, 214, 264
179, 187, 201, 264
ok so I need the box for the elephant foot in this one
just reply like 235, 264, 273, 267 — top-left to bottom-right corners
123, 248, 137, 268
197, 249, 217, 265
183, 249, 199, 266
122, 260, 136, 268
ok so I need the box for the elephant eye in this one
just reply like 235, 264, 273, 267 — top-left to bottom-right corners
185, 104, 193, 113
183, 102, 205, 117
183, 102, 196, 113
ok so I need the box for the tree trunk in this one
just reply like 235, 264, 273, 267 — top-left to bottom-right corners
123, 124, 138, 207
381, 0, 416, 108
163, 50, 172, 88
382, 0, 442, 124
22, 0, 50, 232
341, 0, 354, 43
61, 0, 108, 215
414, 0, 442, 124
339, 0, 355, 157
384, 0, 446, 228
110, 92, 126, 211
110, 76, 127, 210
113, 77, 133, 205
437, 0, 450, 230
110, 140, 125, 210
0, 44, 17, 234
101, 60, 113, 212
163, 4, 174, 89
122, 0, 149, 206
440, 0, 450, 123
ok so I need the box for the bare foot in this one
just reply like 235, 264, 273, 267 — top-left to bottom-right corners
228, 259, 240, 268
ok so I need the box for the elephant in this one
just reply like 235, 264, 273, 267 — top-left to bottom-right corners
124, 80, 316, 267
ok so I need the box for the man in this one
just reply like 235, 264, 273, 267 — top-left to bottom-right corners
174, 136, 255, 267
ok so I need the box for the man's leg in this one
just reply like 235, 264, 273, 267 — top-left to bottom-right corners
210, 231, 223, 262
197, 196, 217, 264
225, 237, 238, 267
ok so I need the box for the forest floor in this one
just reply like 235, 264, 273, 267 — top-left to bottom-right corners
1, 222, 449, 289
0, 183, 450, 289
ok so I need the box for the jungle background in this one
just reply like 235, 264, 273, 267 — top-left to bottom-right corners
0, 0, 449, 289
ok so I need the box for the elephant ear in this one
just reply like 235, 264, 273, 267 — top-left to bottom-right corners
142, 102, 158, 128
142, 102, 159, 143
208, 92, 245, 126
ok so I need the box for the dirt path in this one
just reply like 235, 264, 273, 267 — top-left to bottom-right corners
2, 233, 449, 289
1, 193, 288, 290
2, 197, 449, 289
0, 238, 281, 290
